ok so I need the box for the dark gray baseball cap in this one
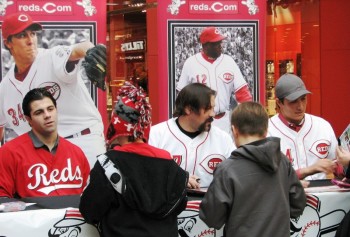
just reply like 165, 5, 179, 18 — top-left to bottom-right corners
275, 74, 311, 101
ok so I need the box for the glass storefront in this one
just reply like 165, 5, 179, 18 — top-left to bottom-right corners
266, 0, 320, 116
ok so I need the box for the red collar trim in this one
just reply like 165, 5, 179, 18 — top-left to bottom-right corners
201, 52, 215, 64
278, 114, 304, 132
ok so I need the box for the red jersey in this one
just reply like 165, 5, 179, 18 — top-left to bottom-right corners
0, 133, 90, 198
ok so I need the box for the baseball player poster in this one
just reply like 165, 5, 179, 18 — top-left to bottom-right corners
0, 0, 107, 144
158, 0, 266, 118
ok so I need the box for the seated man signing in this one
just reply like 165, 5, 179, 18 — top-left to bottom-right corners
149, 83, 234, 189
0, 88, 90, 198
268, 73, 344, 180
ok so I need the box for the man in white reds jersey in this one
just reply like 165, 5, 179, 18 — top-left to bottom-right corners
0, 12, 106, 168
149, 83, 234, 188
268, 73, 344, 180
177, 27, 252, 134
0, 88, 90, 198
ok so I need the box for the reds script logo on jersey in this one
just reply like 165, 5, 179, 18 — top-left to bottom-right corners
27, 158, 83, 195
38, 82, 61, 100
200, 154, 225, 174
218, 70, 234, 84
309, 139, 331, 159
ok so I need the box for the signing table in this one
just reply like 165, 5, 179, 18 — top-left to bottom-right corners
1, 180, 350, 237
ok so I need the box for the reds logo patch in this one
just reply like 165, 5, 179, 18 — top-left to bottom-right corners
200, 154, 225, 174
38, 82, 61, 100
309, 140, 331, 159
218, 71, 234, 84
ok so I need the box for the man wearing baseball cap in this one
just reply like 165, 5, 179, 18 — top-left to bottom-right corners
1, 13, 42, 41
177, 27, 252, 136
268, 73, 344, 181
0, 12, 106, 169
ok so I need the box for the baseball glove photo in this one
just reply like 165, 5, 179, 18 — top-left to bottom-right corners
82, 44, 107, 91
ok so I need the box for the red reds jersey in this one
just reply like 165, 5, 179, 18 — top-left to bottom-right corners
0, 133, 90, 198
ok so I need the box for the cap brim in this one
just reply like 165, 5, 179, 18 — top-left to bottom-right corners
12, 23, 42, 36
285, 89, 311, 101
207, 35, 227, 43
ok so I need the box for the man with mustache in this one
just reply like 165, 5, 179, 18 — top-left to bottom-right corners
149, 83, 234, 189
176, 27, 252, 135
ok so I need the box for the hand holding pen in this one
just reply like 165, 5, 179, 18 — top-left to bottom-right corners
187, 175, 201, 189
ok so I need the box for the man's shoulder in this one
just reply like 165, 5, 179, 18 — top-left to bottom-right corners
58, 137, 85, 154
209, 126, 232, 139
151, 119, 173, 131
184, 53, 201, 62
58, 138, 89, 165
1, 133, 31, 151
306, 113, 329, 123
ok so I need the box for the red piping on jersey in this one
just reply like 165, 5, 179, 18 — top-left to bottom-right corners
270, 116, 313, 176
193, 131, 210, 175
166, 120, 210, 176
166, 120, 189, 171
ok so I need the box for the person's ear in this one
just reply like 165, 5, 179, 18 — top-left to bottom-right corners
263, 130, 268, 138
3, 39, 11, 50
184, 106, 192, 115
25, 115, 32, 127
276, 98, 283, 107
232, 125, 238, 138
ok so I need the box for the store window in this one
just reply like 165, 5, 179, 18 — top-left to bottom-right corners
107, 0, 150, 117
265, 0, 320, 116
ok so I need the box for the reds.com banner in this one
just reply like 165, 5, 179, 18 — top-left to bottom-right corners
0, 0, 107, 143
157, 0, 266, 119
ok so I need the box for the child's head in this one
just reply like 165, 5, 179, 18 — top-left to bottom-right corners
231, 101, 268, 141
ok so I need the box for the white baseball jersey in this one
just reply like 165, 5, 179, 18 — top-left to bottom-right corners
177, 53, 248, 114
148, 118, 235, 187
0, 46, 106, 168
268, 113, 338, 180
177, 53, 248, 134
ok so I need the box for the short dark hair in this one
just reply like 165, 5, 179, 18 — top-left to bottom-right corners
173, 83, 216, 117
231, 101, 268, 136
22, 88, 57, 117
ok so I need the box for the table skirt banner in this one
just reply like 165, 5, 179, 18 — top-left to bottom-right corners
0, 208, 99, 237
178, 192, 350, 237
1, 191, 350, 237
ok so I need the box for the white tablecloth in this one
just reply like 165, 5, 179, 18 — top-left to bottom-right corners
1, 190, 350, 237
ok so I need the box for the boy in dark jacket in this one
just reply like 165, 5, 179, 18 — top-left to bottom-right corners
79, 82, 188, 237
199, 101, 306, 237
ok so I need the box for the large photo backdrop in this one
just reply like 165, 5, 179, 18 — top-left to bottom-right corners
0, 0, 106, 144
158, 0, 266, 121
168, 21, 259, 117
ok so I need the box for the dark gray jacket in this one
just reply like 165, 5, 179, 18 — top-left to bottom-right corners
199, 137, 306, 237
